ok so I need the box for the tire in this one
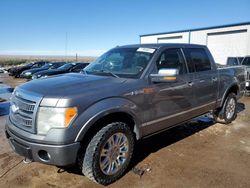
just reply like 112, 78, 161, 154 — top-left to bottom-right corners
213, 93, 237, 124
78, 122, 135, 185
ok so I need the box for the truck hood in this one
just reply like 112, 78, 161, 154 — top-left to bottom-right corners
18, 73, 127, 99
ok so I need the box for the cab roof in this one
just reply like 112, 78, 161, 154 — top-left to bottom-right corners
117, 43, 206, 49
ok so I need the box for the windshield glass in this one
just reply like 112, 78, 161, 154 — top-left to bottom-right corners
41, 64, 50, 68
58, 63, 74, 70
242, 57, 250, 66
50, 63, 64, 69
84, 47, 155, 78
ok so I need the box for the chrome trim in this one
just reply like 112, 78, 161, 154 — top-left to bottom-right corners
141, 101, 216, 127
9, 88, 43, 133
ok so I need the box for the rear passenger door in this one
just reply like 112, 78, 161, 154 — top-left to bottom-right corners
183, 48, 218, 111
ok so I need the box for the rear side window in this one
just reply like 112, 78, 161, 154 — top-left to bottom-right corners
184, 48, 211, 72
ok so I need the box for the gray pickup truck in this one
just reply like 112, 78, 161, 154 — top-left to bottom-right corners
6, 44, 245, 185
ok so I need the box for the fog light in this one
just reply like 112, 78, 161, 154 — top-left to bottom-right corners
38, 150, 50, 161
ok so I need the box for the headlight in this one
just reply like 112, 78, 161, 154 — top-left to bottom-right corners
32, 75, 37, 79
25, 72, 31, 75
37, 107, 77, 135
41, 75, 48, 78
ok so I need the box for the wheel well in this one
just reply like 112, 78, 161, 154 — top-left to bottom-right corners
226, 85, 238, 98
222, 85, 238, 107
78, 112, 137, 148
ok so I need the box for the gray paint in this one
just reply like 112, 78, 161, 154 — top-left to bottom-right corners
6, 43, 245, 166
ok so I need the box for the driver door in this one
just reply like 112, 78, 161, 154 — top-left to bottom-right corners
143, 48, 196, 135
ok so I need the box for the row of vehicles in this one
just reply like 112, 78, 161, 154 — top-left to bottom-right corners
8, 61, 89, 79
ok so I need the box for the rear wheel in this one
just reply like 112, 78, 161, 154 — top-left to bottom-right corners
213, 93, 237, 124
78, 122, 134, 185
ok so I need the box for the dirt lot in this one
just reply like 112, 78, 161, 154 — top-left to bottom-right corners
0, 73, 250, 188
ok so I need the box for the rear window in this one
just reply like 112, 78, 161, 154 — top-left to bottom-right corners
184, 48, 211, 72
227, 58, 239, 66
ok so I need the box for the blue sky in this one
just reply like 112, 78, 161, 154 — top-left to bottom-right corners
0, 0, 249, 56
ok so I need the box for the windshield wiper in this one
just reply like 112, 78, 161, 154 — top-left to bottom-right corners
101, 70, 120, 78
84, 69, 119, 78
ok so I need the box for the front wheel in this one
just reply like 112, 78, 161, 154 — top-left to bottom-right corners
78, 122, 134, 185
213, 93, 237, 124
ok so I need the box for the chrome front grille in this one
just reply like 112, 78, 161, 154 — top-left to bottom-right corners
13, 96, 36, 112
9, 90, 41, 133
10, 113, 33, 127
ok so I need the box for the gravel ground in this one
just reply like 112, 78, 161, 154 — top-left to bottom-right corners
0, 73, 249, 188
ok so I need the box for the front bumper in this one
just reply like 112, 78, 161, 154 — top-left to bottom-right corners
5, 126, 81, 167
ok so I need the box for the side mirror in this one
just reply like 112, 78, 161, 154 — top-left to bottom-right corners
150, 68, 178, 83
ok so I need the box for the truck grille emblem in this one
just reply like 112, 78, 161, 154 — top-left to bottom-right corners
11, 104, 19, 114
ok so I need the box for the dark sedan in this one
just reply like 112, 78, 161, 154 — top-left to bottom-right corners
32, 62, 89, 79
8, 61, 48, 78
20, 62, 66, 79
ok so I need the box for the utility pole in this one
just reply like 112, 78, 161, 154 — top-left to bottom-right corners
65, 32, 68, 62
76, 53, 78, 62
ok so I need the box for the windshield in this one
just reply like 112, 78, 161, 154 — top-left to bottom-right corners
50, 63, 64, 69
84, 47, 155, 78
242, 57, 250, 66
41, 64, 50, 69
58, 63, 74, 70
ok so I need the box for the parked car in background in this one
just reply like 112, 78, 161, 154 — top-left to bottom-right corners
0, 67, 6, 73
32, 62, 89, 79
6, 44, 245, 185
226, 57, 244, 66
0, 84, 13, 102
20, 62, 66, 79
242, 56, 250, 93
8, 61, 48, 78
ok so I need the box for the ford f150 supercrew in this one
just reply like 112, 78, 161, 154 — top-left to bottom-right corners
5, 44, 246, 185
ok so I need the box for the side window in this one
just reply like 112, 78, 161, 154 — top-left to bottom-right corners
156, 48, 187, 74
71, 65, 83, 72
184, 48, 211, 72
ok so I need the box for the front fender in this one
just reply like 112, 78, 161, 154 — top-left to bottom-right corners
74, 97, 142, 142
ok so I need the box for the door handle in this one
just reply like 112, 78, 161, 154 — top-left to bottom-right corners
188, 81, 193, 87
